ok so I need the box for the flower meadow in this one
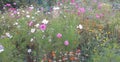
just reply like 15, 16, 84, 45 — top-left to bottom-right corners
0, 0, 120, 62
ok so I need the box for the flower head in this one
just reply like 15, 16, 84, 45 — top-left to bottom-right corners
57, 33, 62, 38
42, 19, 49, 24
78, 7, 85, 14
77, 24, 83, 29
98, 3, 102, 9
71, 0, 75, 3
5, 3, 11, 7
34, 23, 40, 28
0, 45, 4, 53
5, 32, 13, 38
64, 40, 69, 46
28, 49, 32, 53
39, 24, 47, 31
13, 2, 16, 5
31, 28, 36, 33
53, 6, 60, 10
26, 15, 30, 18
28, 21, 34, 26
96, 14, 100, 18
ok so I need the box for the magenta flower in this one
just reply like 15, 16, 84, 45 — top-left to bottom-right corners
96, 14, 100, 18
39, 24, 47, 31
75, 3, 79, 9
13, 3, 16, 5
5, 3, 11, 7
78, 7, 86, 14
99, 13, 104, 17
57, 33, 62, 38
13, 11, 17, 14
71, 0, 75, 3
93, 0, 97, 3
64, 40, 69, 46
28, 21, 34, 27
98, 3, 102, 9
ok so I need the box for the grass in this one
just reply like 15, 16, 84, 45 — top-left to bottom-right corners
0, 0, 120, 62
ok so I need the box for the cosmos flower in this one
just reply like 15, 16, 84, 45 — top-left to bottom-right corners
28, 21, 34, 26
28, 49, 32, 53
30, 38, 34, 42
13, 2, 16, 5
96, 14, 100, 18
71, 0, 75, 3
0, 45, 4, 53
98, 3, 102, 9
93, 0, 97, 3
53, 6, 60, 10
31, 28, 36, 33
5, 3, 11, 7
77, 24, 83, 29
5, 32, 13, 38
78, 7, 86, 14
64, 40, 69, 46
26, 15, 30, 18
39, 24, 47, 31
34, 23, 40, 28
13, 22, 18, 26
57, 33, 62, 38
42, 19, 49, 24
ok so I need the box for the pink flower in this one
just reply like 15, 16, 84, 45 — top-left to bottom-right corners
13, 3, 16, 5
96, 14, 100, 18
71, 0, 75, 3
75, 3, 79, 9
78, 7, 85, 14
5, 3, 11, 7
99, 13, 104, 17
57, 33, 62, 38
93, 0, 97, 3
39, 24, 47, 31
28, 21, 34, 26
98, 3, 102, 9
64, 40, 69, 46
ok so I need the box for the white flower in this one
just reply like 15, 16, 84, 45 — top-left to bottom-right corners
42, 19, 49, 24
37, 10, 40, 13
31, 28, 36, 33
34, 23, 39, 28
29, 6, 34, 10
26, 11, 29, 14
5, 32, 13, 38
17, 25, 21, 28
53, 6, 60, 10
13, 22, 18, 25
48, 39, 52, 42
11, 13, 14, 16
1, 16, 4, 18
17, 12, 20, 15
22, 10, 25, 13
28, 49, 32, 53
0, 45, 4, 53
32, 17, 35, 19
26, 15, 30, 18
77, 24, 83, 29
30, 38, 34, 42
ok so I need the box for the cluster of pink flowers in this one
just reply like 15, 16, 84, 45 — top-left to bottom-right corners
56, 33, 69, 46
96, 13, 104, 19
5, 3, 11, 7
77, 7, 86, 15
